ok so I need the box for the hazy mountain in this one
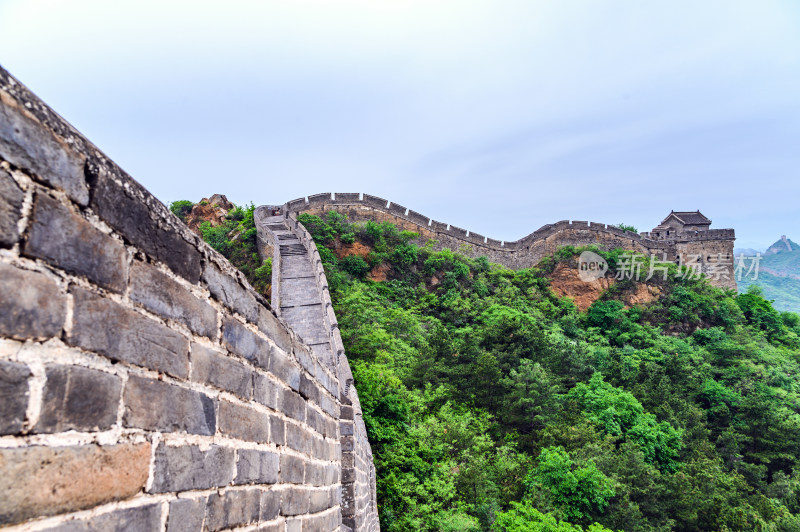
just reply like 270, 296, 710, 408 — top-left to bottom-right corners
737, 236, 800, 312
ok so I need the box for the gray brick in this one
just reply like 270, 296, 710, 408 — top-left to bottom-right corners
68, 287, 190, 379
167, 498, 205, 532
280, 454, 305, 484
0, 360, 30, 434
306, 406, 323, 435
0, 263, 66, 341
35, 365, 121, 433
299, 372, 319, 404
0, 168, 23, 246
23, 193, 127, 292
89, 168, 201, 283
286, 423, 311, 455
282, 388, 305, 422
281, 486, 310, 516
222, 317, 270, 369
130, 261, 217, 338
270, 414, 286, 446
41, 503, 161, 532
309, 488, 330, 513
218, 400, 269, 443
204, 489, 260, 532
191, 343, 253, 399
306, 462, 325, 487
260, 489, 281, 521
123, 375, 215, 435
254, 373, 281, 411
311, 436, 327, 461
258, 306, 293, 353
270, 345, 300, 391
0, 91, 88, 205
235, 448, 279, 485
150, 443, 234, 493
294, 343, 315, 375
204, 263, 259, 322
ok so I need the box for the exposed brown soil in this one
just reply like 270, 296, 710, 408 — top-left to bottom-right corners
549, 262, 615, 311
333, 239, 372, 259
185, 194, 234, 232
368, 263, 392, 282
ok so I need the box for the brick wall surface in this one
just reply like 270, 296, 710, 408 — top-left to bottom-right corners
0, 65, 368, 531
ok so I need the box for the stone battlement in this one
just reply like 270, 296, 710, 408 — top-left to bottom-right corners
275, 192, 737, 290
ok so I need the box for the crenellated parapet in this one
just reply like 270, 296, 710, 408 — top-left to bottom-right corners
273, 193, 736, 289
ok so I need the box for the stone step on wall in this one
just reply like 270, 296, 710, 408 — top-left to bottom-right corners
255, 210, 380, 532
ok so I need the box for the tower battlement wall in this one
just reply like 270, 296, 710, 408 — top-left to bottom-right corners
278, 193, 736, 289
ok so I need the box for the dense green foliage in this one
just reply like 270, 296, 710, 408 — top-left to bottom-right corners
168, 199, 194, 222
296, 211, 800, 532
174, 200, 272, 297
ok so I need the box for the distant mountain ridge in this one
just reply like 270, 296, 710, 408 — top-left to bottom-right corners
737, 236, 800, 312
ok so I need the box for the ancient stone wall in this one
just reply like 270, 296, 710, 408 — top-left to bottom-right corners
0, 66, 370, 531
282, 193, 736, 289
255, 209, 379, 531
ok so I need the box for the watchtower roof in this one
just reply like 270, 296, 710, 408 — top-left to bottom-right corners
658, 210, 711, 226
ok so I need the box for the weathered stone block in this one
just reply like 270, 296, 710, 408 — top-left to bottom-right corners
69, 287, 190, 379
204, 263, 259, 322
35, 365, 121, 433
253, 373, 281, 411
42, 503, 162, 532
258, 306, 293, 353
306, 406, 323, 436
191, 343, 253, 399
0, 262, 66, 341
311, 436, 327, 461
23, 193, 127, 292
0, 168, 23, 246
270, 414, 286, 446
270, 345, 300, 391
306, 463, 325, 487
218, 399, 269, 443
0, 360, 30, 434
130, 261, 217, 338
309, 488, 330, 513
299, 372, 319, 404
235, 448, 279, 485
282, 388, 306, 422
0, 442, 150, 525
90, 169, 202, 283
288, 424, 313, 456
281, 486, 310, 516
204, 489, 261, 532
260, 489, 282, 521
279, 453, 305, 484
123, 375, 216, 435
0, 90, 88, 205
167, 498, 205, 532
150, 443, 234, 493
222, 317, 270, 369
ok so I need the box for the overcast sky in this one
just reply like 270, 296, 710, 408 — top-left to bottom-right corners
1, 1, 798, 249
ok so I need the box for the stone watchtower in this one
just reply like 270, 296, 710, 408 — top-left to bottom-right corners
644, 211, 737, 290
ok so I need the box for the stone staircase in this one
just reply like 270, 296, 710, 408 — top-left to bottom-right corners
265, 218, 335, 368
256, 207, 380, 532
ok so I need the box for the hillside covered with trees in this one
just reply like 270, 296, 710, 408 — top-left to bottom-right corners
182, 200, 800, 531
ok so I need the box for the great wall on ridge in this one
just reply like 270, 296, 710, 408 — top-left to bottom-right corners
0, 63, 735, 532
